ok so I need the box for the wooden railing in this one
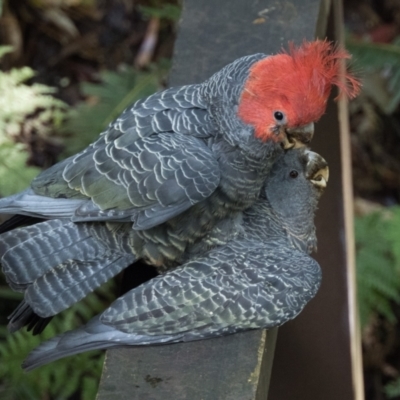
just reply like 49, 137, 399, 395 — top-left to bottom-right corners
97, 0, 364, 398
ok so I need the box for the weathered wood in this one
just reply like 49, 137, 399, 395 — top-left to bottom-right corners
170, 0, 323, 87
97, 330, 277, 400
98, 0, 364, 398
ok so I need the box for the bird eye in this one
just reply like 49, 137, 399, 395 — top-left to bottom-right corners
274, 111, 284, 121
289, 170, 298, 178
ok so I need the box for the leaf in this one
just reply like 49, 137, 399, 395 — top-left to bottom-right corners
356, 208, 400, 328
0, 54, 68, 197
0, 287, 23, 301
347, 40, 400, 70
347, 38, 400, 114
0, 280, 116, 399
385, 377, 400, 398
0, 142, 41, 197
0, 45, 14, 58
139, 4, 181, 21
62, 64, 168, 155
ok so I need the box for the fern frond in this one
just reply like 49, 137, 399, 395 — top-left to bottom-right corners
0, 45, 68, 197
139, 3, 181, 21
356, 210, 400, 328
0, 142, 41, 196
347, 40, 400, 70
346, 39, 400, 113
62, 64, 168, 155
385, 377, 400, 398
0, 280, 115, 399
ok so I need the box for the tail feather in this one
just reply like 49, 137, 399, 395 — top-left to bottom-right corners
0, 188, 85, 218
22, 316, 179, 371
7, 301, 34, 332
1, 218, 137, 331
1, 220, 108, 288
7, 254, 135, 333
0, 219, 65, 252
0, 215, 44, 234
26, 315, 52, 336
25, 254, 136, 317
22, 317, 125, 371
7, 301, 52, 335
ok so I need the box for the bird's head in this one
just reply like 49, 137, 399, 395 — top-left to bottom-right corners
263, 148, 329, 218
262, 147, 329, 253
238, 40, 361, 149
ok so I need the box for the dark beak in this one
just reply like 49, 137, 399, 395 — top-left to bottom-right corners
284, 122, 315, 149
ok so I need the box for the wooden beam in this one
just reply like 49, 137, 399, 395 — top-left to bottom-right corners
97, 0, 364, 398
97, 330, 277, 400
170, 0, 324, 87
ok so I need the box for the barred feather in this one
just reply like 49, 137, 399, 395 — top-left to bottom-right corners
22, 148, 326, 370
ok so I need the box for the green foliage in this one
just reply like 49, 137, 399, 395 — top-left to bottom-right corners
355, 207, 400, 327
347, 38, 400, 114
356, 207, 400, 396
139, 2, 181, 21
0, 281, 115, 400
0, 45, 67, 196
62, 62, 169, 155
0, 46, 168, 398
0, 142, 41, 196
385, 377, 400, 398
355, 209, 400, 329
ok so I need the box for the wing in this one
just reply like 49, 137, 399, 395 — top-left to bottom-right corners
21, 240, 321, 371
101, 240, 322, 339
0, 220, 137, 333
64, 133, 220, 229
3, 85, 220, 229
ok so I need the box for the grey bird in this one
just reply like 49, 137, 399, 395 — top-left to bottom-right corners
0, 41, 353, 333
21, 147, 329, 371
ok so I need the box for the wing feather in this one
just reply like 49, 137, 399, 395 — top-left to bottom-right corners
100, 241, 321, 337
20, 85, 218, 227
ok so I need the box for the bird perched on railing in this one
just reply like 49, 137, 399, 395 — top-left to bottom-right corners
0, 40, 357, 334
21, 147, 329, 370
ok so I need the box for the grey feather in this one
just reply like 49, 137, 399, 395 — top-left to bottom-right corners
0, 53, 278, 234
0, 189, 86, 219
21, 148, 327, 370
1, 48, 329, 342
0, 53, 287, 332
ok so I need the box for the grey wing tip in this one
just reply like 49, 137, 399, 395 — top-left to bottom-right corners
22, 319, 125, 371
22, 336, 62, 371
0, 189, 32, 209
0, 215, 44, 234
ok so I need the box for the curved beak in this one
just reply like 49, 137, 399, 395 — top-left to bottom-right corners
311, 166, 329, 189
305, 150, 329, 190
283, 122, 315, 149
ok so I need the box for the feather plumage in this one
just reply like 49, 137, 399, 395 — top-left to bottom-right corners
21, 148, 327, 370
0, 41, 351, 337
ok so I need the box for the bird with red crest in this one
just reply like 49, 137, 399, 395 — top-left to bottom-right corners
238, 40, 360, 143
0, 40, 360, 336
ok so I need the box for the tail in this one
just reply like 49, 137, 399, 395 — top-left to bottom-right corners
7, 301, 52, 335
0, 188, 85, 219
22, 315, 180, 371
0, 215, 45, 234
22, 316, 136, 371
0, 219, 136, 332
